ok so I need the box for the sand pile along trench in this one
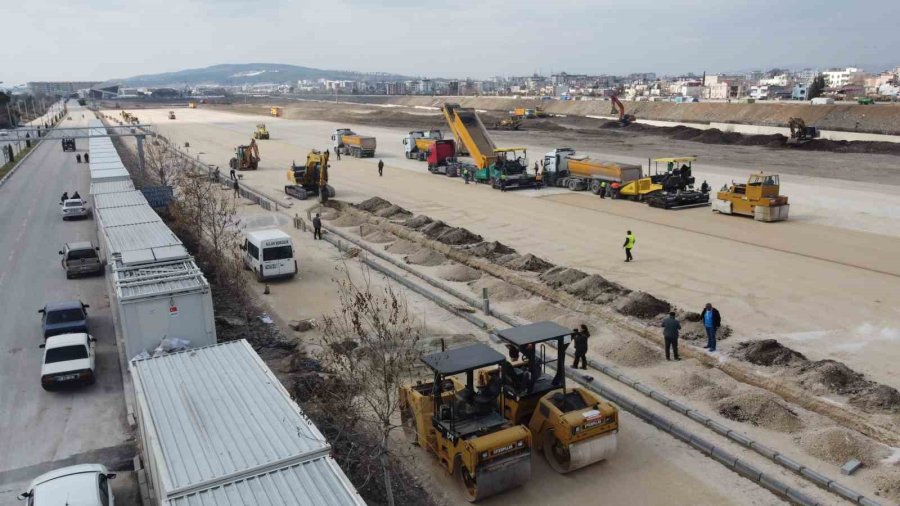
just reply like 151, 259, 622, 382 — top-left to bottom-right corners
469, 277, 529, 302
798, 427, 892, 467
384, 239, 421, 255
354, 196, 394, 213
374, 204, 413, 220
656, 370, 732, 401
359, 224, 396, 244
565, 274, 631, 303
460, 241, 518, 261
616, 291, 672, 319
596, 337, 662, 367
735, 339, 808, 366
437, 264, 482, 282
716, 391, 805, 433
434, 227, 483, 246
498, 253, 555, 273
540, 266, 589, 288
329, 213, 369, 227
404, 248, 448, 266
403, 214, 433, 229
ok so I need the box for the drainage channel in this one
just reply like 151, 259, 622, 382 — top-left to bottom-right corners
318, 221, 881, 506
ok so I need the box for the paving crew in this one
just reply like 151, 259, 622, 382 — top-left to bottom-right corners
572, 324, 590, 369
499, 172, 508, 192
661, 311, 681, 361
623, 230, 635, 262
701, 303, 722, 352
463, 167, 470, 184
599, 180, 608, 198
378, 159, 384, 177
700, 180, 710, 193
335, 148, 341, 160
312, 213, 322, 240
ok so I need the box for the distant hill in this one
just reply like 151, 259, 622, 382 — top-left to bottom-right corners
106, 63, 410, 87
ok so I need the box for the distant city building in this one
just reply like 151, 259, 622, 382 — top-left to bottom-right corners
823, 67, 867, 88
791, 83, 809, 100
28, 81, 100, 96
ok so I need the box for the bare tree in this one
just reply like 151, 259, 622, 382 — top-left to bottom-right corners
317, 264, 425, 506
201, 183, 244, 298
144, 137, 192, 187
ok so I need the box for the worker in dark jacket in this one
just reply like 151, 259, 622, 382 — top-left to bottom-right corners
623, 230, 635, 262
312, 213, 322, 240
83, 153, 89, 163
701, 303, 722, 352
661, 311, 681, 360
378, 159, 384, 177
571, 324, 590, 369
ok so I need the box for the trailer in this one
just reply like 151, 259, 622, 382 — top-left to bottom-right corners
542, 148, 642, 192
332, 128, 376, 158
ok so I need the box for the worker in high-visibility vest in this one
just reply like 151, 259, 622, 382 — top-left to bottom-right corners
623, 230, 636, 262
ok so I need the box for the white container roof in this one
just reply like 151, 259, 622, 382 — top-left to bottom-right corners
90, 180, 135, 196
94, 190, 148, 210
131, 340, 364, 506
113, 258, 208, 301
103, 221, 184, 256
90, 168, 131, 183
97, 205, 162, 228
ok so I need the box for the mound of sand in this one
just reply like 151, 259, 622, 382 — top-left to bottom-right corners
463, 241, 517, 260
501, 253, 555, 273
438, 264, 482, 282
404, 215, 433, 229
798, 359, 869, 395
798, 427, 890, 466
850, 385, 900, 413
872, 469, 900, 503
566, 274, 629, 303
374, 204, 412, 219
359, 224, 395, 243
435, 227, 482, 245
469, 278, 528, 302
421, 220, 451, 239
717, 392, 804, 433
596, 337, 661, 367
539, 267, 588, 288
355, 196, 393, 213
616, 291, 671, 319
404, 249, 447, 266
385, 239, 420, 254
657, 371, 731, 401
515, 300, 566, 322
734, 340, 808, 366
330, 213, 368, 227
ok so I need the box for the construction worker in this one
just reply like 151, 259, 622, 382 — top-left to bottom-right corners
312, 213, 322, 240
499, 173, 508, 192
233, 179, 239, 196
335, 149, 341, 161
72, 191, 81, 200
377, 159, 384, 177
623, 230, 635, 262
83, 153, 89, 163
571, 324, 590, 369
661, 311, 681, 361
700, 303, 722, 352
75, 153, 82, 163
60, 192, 69, 204
701, 180, 710, 193
599, 180, 607, 198
463, 167, 470, 184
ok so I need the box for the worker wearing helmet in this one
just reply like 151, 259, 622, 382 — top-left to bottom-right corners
623, 230, 635, 262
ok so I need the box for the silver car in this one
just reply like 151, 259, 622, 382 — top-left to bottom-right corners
61, 198, 89, 220
60, 242, 103, 278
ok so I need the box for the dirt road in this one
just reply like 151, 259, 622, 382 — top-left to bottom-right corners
117, 107, 900, 389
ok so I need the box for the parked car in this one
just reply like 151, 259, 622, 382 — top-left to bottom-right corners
17, 463, 114, 504
39, 300, 89, 338
61, 198, 89, 220
0, 129, 9, 137
60, 242, 103, 278
39, 333, 96, 390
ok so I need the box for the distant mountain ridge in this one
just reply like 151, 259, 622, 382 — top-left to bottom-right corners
108, 63, 410, 87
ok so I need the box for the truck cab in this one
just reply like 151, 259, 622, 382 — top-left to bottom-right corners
241, 229, 298, 282
331, 128, 354, 151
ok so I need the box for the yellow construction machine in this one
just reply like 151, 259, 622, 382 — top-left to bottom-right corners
494, 117, 522, 130
400, 343, 532, 502
284, 149, 334, 203
229, 139, 260, 171
482, 322, 618, 473
713, 172, 789, 222
188, 101, 197, 109
168, 111, 176, 120
271, 106, 283, 117
253, 123, 270, 140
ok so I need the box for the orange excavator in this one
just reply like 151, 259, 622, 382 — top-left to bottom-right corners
610, 94, 636, 126
229, 139, 260, 171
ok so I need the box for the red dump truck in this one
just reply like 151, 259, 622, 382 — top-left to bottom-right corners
332, 128, 376, 158
426, 139, 459, 176
542, 148, 642, 192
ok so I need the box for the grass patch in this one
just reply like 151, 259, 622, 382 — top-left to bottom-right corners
0, 145, 33, 180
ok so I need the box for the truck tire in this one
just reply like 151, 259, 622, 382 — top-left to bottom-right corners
567, 179, 579, 191
590, 180, 602, 194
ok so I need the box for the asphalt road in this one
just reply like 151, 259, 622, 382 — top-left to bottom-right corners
0, 105, 135, 504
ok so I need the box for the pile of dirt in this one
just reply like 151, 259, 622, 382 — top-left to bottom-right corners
462, 241, 518, 261
515, 300, 567, 322
539, 267, 589, 288
404, 214, 433, 229
616, 291, 671, 319
354, 196, 393, 213
329, 213, 368, 227
658, 371, 731, 401
434, 227, 482, 246
798, 359, 869, 395
717, 391, 804, 433
404, 249, 447, 266
420, 220, 451, 239
798, 427, 890, 466
565, 274, 630, 303
359, 224, 395, 244
437, 264, 482, 282
374, 204, 412, 219
469, 278, 528, 302
597, 337, 661, 367
385, 239, 420, 255
872, 469, 900, 503
850, 385, 900, 413
499, 253, 555, 273
734, 340, 808, 367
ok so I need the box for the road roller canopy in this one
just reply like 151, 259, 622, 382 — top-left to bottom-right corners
422, 343, 506, 376
652, 156, 697, 164
496, 321, 573, 348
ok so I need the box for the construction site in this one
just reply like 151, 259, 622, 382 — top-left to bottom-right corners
80, 97, 899, 506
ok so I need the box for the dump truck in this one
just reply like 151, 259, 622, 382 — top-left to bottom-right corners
403, 130, 443, 160
512, 107, 535, 119
253, 123, 270, 140
542, 148, 642, 193
400, 343, 532, 502
426, 140, 459, 176
332, 128, 376, 158
285, 149, 335, 203
713, 172, 789, 222
229, 139, 260, 171
441, 103, 497, 168
168, 111, 176, 120
483, 322, 619, 474
270, 106, 283, 117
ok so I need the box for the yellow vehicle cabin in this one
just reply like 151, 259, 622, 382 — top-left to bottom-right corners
188, 102, 196, 109
271, 106, 283, 117
254, 123, 270, 140
713, 172, 789, 222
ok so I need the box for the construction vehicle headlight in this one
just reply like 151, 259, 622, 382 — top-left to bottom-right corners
572, 426, 582, 435
517, 440, 524, 448
481, 452, 488, 459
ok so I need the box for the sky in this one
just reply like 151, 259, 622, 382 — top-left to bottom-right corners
2, 0, 899, 84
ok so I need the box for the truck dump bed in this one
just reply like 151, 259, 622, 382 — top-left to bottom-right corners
442, 104, 497, 168
342, 135, 377, 150
569, 158, 642, 182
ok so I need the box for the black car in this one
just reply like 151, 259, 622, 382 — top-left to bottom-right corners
39, 300, 90, 339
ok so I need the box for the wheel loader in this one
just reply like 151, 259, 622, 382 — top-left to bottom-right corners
253, 123, 270, 140
482, 321, 618, 473
284, 149, 335, 203
229, 139, 260, 171
400, 343, 532, 502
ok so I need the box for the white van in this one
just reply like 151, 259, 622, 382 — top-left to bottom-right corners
242, 229, 298, 281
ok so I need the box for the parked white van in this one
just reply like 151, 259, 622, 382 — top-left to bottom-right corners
242, 229, 297, 281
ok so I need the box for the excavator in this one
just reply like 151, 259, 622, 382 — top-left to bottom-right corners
253, 123, 270, 140
229, 139, 260, 171
400, 343, 532, 502
786, 117, 819, 145
494, 117, 522, 130
284, 149, 335, 203
610, 94, 636, 126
